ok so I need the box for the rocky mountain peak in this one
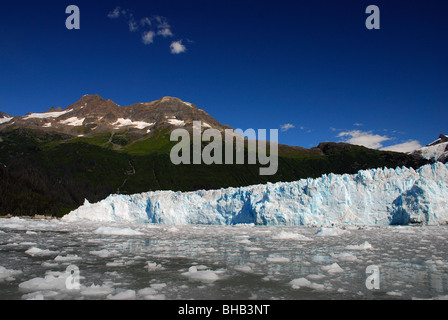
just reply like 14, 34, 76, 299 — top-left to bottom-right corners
0, 111, 12, 118
0, 95, 232, 137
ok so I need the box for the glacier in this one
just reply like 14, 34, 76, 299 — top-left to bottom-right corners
62, 162, 448, 226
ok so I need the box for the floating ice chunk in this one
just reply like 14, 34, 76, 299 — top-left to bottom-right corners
434, 260, 445, 267
312, 255, 330, 264
107, 289, 136, 300
234, 265, 253, 273
165, 226, 179, 233
394, 227, 415, 234
106, 261, 125, 267
289, 278, 325, 290
244, 246, 264, 252
19, 272, 67, 292
137, 287, 158, 296
22, 292, 45, 300
272, 231, 313, 241
194, 265, 209, 271
21, 242, 37, 246
54, 254, 82, 262
94, 226, 143, 236
307, 274, 326, 280
89, 249, 118, 258
386, 291, 403, 297
41, 262, 59, 268
142, 293, 166, 300
138, 287, 167, 300
266, 255, 290, 263
315, 227, 348, 237
181, 266, 220, 283
345, 241, 373, 250
25, 247, 59, 257
289, 277, 311, 289
331, 252, 358, 262
431, 295, 448, 300
424, 259, 443, 266
0, 265, 22, 281
146, 262, 165, 272
81, 284, 114, 297
321, 263, 344, 274
150, 283, 167, 290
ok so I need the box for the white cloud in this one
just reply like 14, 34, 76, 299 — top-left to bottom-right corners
154, 15, 171, 29
158, 28, 173, 37
380, 140, 422, 153
142, 31, 155, 45
338, 130, 391, 149
108, 8, 188, 55
140, 17, 151, 27
353, 122, 363, 127
107, 7, 121, 19
280, 123, 295, 132
170, 40, 186, 54
128, 16, 138, 32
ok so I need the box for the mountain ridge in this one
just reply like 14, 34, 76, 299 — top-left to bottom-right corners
0, 95, 232, 137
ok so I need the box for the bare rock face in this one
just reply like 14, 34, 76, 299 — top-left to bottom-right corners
0, 111, 12, 118
0, 95, 233, 137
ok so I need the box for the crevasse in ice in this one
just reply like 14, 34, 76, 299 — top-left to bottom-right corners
62, 163, 448, 226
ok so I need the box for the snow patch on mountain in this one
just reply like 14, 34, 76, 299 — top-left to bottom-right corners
418, 142, 448, 162
113, 118, 155, 130
23, 110, 72, 120
0, 117, 13, 125
416, 134, 448, 163
60, 117, 85, 126
167, 119, 185, 127
63, 162, 448, 226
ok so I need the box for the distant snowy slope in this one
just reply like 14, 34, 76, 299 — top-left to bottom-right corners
416, 134, 448, 163
0, 112, 13, 125
63, 162, 448, 226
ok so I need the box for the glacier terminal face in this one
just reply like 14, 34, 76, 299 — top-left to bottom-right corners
62, 163, 448, 226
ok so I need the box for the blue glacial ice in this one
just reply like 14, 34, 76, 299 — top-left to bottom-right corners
62, 162, 448, 226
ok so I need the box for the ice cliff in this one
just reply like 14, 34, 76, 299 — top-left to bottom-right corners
62, 163, 448, 226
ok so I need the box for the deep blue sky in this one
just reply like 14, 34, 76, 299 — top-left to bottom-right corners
1, 0, 447, 150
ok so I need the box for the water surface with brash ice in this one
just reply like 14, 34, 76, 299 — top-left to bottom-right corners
1, 217, 447, 300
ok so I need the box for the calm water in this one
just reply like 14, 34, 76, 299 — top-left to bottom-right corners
1, 217, 448, 300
